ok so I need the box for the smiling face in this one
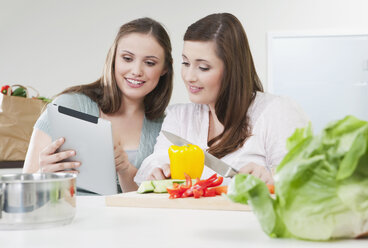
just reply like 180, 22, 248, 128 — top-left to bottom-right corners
181, 41, 224, 108
114, 32, 166, 102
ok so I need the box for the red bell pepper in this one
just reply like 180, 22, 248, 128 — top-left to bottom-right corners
208, 176, 223, 187
193, 188, 204, 198
203, 187, 217, 197
172, 183, 180, 188
1, 85, 10, 95
184, 173, 192, 188
166, 173, 194, 199
167, 173, 224, 199
195, 174, 217, 187
167, 187, 183, 199
166, 173, 276, 199
212, 185, 228, 195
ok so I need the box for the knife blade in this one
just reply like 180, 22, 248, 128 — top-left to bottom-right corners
162, 130, 238, 178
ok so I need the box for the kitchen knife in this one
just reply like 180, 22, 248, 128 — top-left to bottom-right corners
162, 130, 238, 178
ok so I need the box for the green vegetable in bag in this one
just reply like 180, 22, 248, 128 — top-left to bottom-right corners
228, 115, 368, 241
35, 96, 52, 103
11, 87, 27, 97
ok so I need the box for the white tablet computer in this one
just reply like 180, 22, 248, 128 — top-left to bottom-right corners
47, 103, 117, 195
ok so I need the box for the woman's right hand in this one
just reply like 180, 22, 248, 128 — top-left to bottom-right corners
147, 164, 171, 180
114, 142, 132, 174
39, 137, 81, 173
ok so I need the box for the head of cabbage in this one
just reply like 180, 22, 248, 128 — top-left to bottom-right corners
228, 115, 368, 240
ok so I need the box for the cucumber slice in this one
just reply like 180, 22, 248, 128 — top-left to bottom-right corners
137, 179, 197, 194
152, 179, 185, 193
137, 181, 154, 193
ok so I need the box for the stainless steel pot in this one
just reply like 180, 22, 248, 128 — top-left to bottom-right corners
0, 173, 76, 230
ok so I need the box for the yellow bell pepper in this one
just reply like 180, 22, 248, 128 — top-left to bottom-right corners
168, 144, 205, 179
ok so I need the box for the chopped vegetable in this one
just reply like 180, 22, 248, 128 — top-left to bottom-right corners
167, 173, 225, 199
168, 144, 204, 179
152, 180, 181, 193
137, 181, 155, 193
137, 179, 189, 194
213, 185, 228, 195
227, 115, 368, 240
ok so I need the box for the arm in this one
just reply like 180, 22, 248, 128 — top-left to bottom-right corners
238, 162, 274, 184
237, 96, 309, 184
114, 143, 138, 192
263, 96, 309, 169
23, 128, 51, 173
117, 165, 138, 192
23, 128, 80, 173
113, 140, 171, 191
134, 105, 185, 183
24, 94, 90, 173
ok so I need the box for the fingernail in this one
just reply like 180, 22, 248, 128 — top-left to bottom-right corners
74, 162, 81, 167
69, 151, 75, 156
59, 138, 64, 142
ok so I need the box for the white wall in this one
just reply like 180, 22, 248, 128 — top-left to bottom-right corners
1, 0, 368, 104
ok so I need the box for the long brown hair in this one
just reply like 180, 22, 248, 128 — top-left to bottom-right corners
184, 13, 263, 158
60, 18, 173, 120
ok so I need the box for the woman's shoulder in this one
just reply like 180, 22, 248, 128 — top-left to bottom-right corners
53, 92, 93, 105
251, 91, 309, 126
251, 92, 304, 113
53, 93, 99, 116
252, 91, 283, 107
260, 92, 306, 115
144, 115, 164, 131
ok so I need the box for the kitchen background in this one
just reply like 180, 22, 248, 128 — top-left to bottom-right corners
1, 0, 367, 173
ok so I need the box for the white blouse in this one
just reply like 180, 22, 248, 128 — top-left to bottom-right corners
134, 92, 309, 184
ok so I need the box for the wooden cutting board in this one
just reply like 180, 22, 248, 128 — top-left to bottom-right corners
105, 191, 251, 211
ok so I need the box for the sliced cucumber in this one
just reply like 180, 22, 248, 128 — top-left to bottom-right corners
152, 179, 185, 193
137, 181, 154, 193
137, 179, 198, 194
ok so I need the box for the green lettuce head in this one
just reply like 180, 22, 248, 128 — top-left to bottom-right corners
228, 115, 368, 241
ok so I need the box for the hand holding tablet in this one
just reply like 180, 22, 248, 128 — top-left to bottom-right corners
47, 104, 117, 195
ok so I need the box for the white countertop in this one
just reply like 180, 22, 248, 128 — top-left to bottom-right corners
0, 196, 367, 248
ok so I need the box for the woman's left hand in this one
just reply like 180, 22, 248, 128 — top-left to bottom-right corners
114, 143, 131, 174
238, 162, 274, 184
147, 164, 171, 180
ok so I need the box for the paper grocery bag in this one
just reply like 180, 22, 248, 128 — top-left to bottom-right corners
0, 94, 47, 161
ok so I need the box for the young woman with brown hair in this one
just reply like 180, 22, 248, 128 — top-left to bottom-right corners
134, 13, 308, 185
23, 17, 173, 193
